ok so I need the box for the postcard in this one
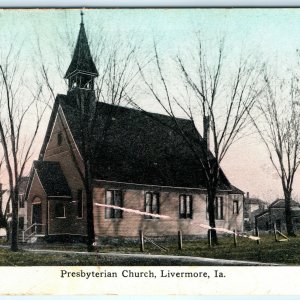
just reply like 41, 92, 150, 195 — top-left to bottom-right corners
0, 7, 300, 296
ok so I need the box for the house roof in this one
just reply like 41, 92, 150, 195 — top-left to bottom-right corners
64, 21, 98, 78
269, 198, 300, 209
255, 210, 269, 219
39, 93, 238, 191
244, 197, 267, 205
255, 199, 300, 220
33, 161, 71, 198
229, 185, 244, 195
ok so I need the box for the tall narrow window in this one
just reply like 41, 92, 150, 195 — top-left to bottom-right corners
19, 194, 25, 208
113, 190, 122, 219
105, 190, 123, 219
77, 189, 83, 218
55, 202, 66, 218
215, 197, 224, 220
233, 200, 239, 215
179, 194, 193, 219
57, 131, 63, 146
144, 192, 160, 219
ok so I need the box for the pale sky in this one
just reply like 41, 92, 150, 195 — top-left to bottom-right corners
1, 9, 300, 202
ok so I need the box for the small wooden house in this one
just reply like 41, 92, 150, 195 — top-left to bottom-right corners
256, 199, 300, 232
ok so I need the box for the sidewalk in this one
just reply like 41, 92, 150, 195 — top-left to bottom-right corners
21, 247, 280, 266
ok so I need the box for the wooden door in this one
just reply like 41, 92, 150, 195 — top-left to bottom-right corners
32, 203, 42, 233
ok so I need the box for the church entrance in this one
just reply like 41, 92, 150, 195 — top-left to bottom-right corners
32, 203, 42, 234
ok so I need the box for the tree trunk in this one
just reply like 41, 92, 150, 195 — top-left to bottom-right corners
6, 223, 10, 242
86, 189, 95, 251
85, 160, 95, 252
207, 189, 218, 245
284, 190, 296, 237
11, 189, 18, 251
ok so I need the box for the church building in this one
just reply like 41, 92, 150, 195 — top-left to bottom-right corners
24, 15, 244, 243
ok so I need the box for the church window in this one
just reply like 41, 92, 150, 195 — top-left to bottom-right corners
55, 202, 66, 218
105, 190, 123, 219
144, 192, 159, 219
233, 200, 239, 215
179, 194, 193, 219
57, 131, 63, 146
206, 197, 224, 220
19, 194, 25, 208
215, 197, 224, 220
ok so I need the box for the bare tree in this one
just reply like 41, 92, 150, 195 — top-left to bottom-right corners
132, 36, 264, 244
39, 21, 140, 251
251, 68, 300, 236
77, 41, 139, 251
0, 45, 47, 251
0, 155, 8, 239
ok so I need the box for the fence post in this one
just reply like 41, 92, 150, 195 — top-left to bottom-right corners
273, 223, 278, 242
178, 230, 183, 250
255, 226, 260, 245
139, 230, 144, 252
233, 229, 237, 247
208, 229, 212, 248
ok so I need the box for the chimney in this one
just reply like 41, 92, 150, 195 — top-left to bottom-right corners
203, 115, 210, 149
246, 192, 249, 199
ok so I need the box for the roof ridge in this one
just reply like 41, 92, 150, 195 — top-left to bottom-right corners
96, 101, 194, 123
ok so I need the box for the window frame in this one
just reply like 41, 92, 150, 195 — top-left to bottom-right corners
54, 202, 66, 219
233, 200, 239, 215
144, 192, 160, 219
105, 189, 123, 219
57, 131, 63, 146
19, 193, 25, 208
206, 197, 224, 220
215, 197, 224, 220
179, 194, 193, 219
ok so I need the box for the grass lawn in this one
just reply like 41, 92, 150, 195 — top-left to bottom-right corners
0, 234, 299, 265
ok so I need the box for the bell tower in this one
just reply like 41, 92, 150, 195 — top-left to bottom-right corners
64, 11, 98, 93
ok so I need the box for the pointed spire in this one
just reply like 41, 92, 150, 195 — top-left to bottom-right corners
80, 10, 84, 25
64, 12, 98, 79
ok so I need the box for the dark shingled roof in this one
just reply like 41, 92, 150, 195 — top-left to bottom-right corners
33, 161, 71, 198
64, 22, 98, 78
39, 93, 235, 191
229, 185, 244, 195
270, 199, 300, 209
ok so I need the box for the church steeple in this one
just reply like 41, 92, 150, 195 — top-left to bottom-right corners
65, 11, 98, 92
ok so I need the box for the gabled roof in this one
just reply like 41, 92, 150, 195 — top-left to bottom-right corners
269, 198, 300, 209
229, 185, 244, 195
64, 22, 98, 78
39, 93, 237, 191
255, 210, 269, 219
33, 161, 71, 198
